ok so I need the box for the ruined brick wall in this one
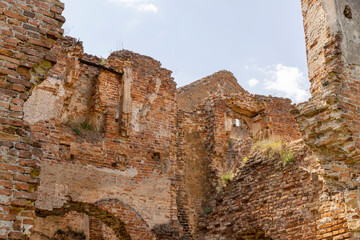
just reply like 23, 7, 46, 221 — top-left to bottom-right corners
22, 37, 180, 239
208, 93, 301, 184
31, 211, 117, 240
177, 70, 245, 112
296, 0, 360, 162
294, 0, 360, 237
197, 142, 325, 240
176, 73, 302, 237
225, 94, 301, 141
176, 109, 214, 238
264, 97, 302, 140
186, 1, 360, 238
0, 0, 64, 238
3, 0, 360, 239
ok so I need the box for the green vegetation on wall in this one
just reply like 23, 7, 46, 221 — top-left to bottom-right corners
252, 137, 294, 165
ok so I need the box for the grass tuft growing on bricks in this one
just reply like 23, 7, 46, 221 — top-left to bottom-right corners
252, 136, 294, 165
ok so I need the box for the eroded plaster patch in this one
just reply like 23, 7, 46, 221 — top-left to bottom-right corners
36, 161, 171, 228
24, 77, 65, 125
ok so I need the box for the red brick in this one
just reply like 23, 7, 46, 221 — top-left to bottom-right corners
13, 191, 36, 200
11, 84, 25, 92
4, 10, 28, 22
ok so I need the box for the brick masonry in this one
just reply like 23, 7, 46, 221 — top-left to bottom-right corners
295, 0, 360, 238
1, 0, 360, 239
0, 0, 64, 238
198, 1, 360, 239
197, 141, 323, 240
24, 37, 179, 239
176, 76, 302, 237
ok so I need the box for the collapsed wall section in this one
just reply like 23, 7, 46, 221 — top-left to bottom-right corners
0, 1, 65, 238
176, 71, 302, 237
206, 93, 301, 185
3, 0, 360, 239
23, 37, 181, 239
197, 142, 324, 240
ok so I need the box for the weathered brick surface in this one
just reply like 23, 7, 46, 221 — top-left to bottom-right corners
176, 109, 213, 238
176, 73, 302, 237
177, 71, 245, 112
0, 0, 64, 238
294, 0, 360, 237
205, 92, 301, 184
1, 0, 360, 239
31, 211, 118, 239
197, 141, 323, 240
295, 0, 360, 163
25, 38, 180, 239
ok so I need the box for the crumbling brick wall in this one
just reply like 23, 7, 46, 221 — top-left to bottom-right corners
196, 141, 324, 240
176, 72, 302, 238
294, 0, 360, 237
188, 1, 360, 239
177, 71, 245, 112
2, 0, 360, 239
0, 0, 64, 238
295, 0, 360, 162
22, 37, 180, 239
203, 93, 301, 184
176, 109, 214, 238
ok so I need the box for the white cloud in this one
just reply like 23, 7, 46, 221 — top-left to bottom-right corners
108, 0, 158, 12
137, 3, 158, 12
264, 64, 309, 102
248, 78, 259, 87
246, 64, 310, 103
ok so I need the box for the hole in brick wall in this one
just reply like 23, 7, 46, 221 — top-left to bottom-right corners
231, 118, 251, 139
235, 119, 240, 127
152, 152, 168, 173
152, 152, 161, 161
344, 5, 352, 19
112, 154, 127, 168
311, 209, 320, 218
59, 144, 71, 161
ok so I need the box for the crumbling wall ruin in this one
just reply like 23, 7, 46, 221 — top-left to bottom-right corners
177, 71, 245, 112
193, 1, 360, 239
295, 0, 360, 238
24, 37, 179, 240
1, 0, 360, 239
197, 141, 323, 240
176, 74, 303, 237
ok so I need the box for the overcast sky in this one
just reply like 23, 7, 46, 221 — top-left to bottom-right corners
61, 0, 310, 103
